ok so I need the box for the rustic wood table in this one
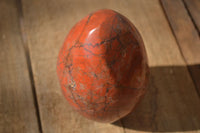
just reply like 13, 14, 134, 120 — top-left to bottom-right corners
1, 0, 200, 132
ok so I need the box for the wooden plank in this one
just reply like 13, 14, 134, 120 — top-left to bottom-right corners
21, 0, 125, 133
22, 0, 200, 132
0, 0, 40, 133
161, 0, 200, 96
119, 0, 200, 132
184, 0, 200, 34
161, 0, 200, 65
119, 66, 200, 132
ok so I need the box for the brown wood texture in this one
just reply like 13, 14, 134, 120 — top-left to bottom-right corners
0, 0, 40, 133
0, 0, 198, 132
119, 0, 200, 132
184, 0, 200, 34
20, 0, 125, 133
161, 0, 200, 96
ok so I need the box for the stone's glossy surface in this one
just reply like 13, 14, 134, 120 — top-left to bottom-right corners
57, 9, 149, 123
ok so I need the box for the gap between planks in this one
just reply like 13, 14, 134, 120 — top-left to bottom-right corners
160, 0, 200, 97
15, 0, 43, 132
182, 0, 200, 36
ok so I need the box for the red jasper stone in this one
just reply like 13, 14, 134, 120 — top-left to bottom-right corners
57, 9, 149, 123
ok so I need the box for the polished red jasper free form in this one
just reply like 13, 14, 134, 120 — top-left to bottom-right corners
57, 9, 149, 123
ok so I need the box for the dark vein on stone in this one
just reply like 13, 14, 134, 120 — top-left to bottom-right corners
64, 13, 94, 110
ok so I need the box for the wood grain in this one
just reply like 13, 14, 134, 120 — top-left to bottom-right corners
21, 0, 126, 133
184, 0, 200, 34
119, 0, 200, 132
0, 0, 40, 132
161, 0, 200, 95
21, 0, 200, 132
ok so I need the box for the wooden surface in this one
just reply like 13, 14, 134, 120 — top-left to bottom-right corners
161, 0, 200, 100
0, 0, 40, 132
184, 0, 200, 34
1, 0, 200, 132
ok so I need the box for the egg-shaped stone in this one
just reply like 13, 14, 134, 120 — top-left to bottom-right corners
57, 9, 149, 123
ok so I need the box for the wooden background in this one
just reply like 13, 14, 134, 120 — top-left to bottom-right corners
0, 0, 200, 132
